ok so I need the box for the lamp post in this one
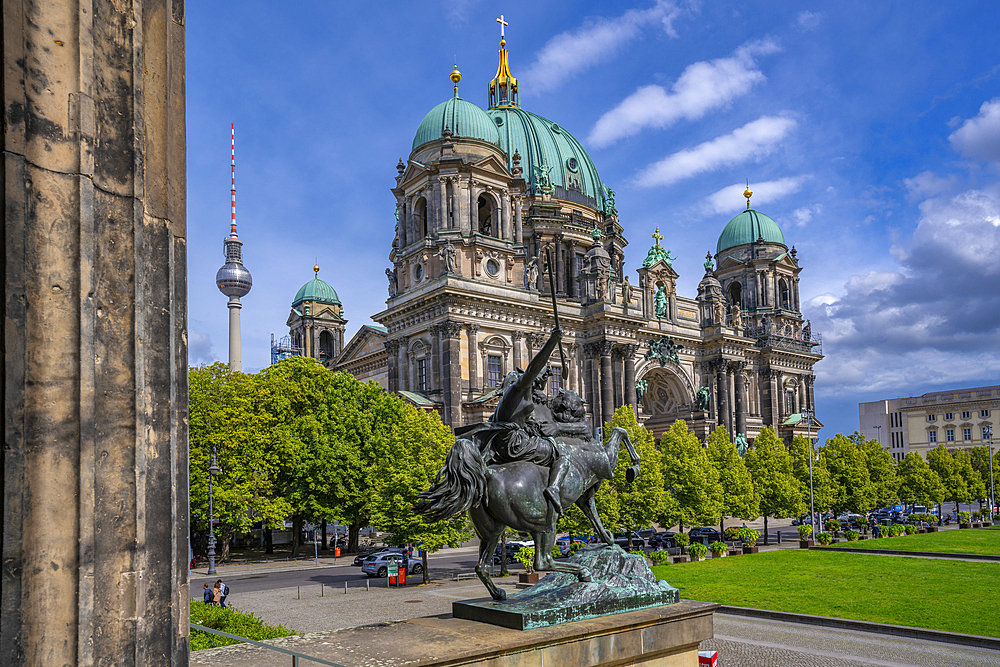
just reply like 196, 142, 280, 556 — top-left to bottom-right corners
803, 409, 816, 537
207, 444, 221, 576
987, 424, 995, 521
873, 424, 882, 447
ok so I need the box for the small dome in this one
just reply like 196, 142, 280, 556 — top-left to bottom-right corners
716, 209, 786, 255
292, 277, 341, 307
412, 96, 500, 152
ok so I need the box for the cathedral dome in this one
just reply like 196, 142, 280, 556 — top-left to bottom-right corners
412, 96, 500, 152
292, 276, 341, 307
487, 107, 606, 208
716, 209, 786, 255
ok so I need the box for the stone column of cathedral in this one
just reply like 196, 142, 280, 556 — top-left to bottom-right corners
384, 340, 400, 391
715, 361, 731, 434
769, 370, 781, 428
430, 325, 441, 393
806, 375, 815, 413
612, 346, 624, 409
733, 361, 747, 437
514, 196, 523, 244
458, 178, 471, 235
536, 242, 546, 291
599, 341, 616, 427
468, 181, 479, 232
398, 337, 410, 391
568, 241, 578, 298
511, 331, 523, 371
501, 191, 512, 240
623, 345, 638, 417
1, 0, 187, 663
466, 324, 480, 394
438, 178, 448, 232
554, 235, 565, 295
441, 322, 464, 426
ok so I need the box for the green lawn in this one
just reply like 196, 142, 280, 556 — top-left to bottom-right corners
828, 527, 1000, 556
652, 549, 1000, 638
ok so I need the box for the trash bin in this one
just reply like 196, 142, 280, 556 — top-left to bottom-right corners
334, 547, 341, 557
698, 650, 718, 667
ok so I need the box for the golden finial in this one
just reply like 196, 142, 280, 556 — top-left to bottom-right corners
652, 226, 663, 247
313, 263, 320, 276
744, 181, 752, 210
451, 59, 461, 96
497, 14, 508, 46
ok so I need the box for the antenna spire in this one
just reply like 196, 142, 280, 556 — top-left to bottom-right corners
743, 180, 753, 210
231, 123, 238, 236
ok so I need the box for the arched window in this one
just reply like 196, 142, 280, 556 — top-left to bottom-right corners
786, 390, 795, 415
415, 197, 428, 239
728, 282, 742, 310
477, 194, 495, 237
319, 330, 334, 360
779, 278, 790, 309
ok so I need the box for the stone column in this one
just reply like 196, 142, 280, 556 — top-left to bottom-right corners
384, 339, 401, 391
567, 343, 579, 393
612, 346, 624, 410
715, 360, 731, 434
511, 331, 523, 372
466, 324, 480, 394
806, 375, 815, 412
501, 191, 512, 240
514, 196, 523, 244
769, 369, 781, 428
623, 344, 639, 417
1, 1, 188, 663
568, 242, 578, 298
468, 181, 479, 234
430, 325, 441, 393
405, 195, 415, 247
536, 241, 547, 292
458, 177, 471, 235
599, 341, 616, 428
732, 361, 747, 437
441, 321, 465, 426
555, 235, 565, 295
398, 337, 410, 391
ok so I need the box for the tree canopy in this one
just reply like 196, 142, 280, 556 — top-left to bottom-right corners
659, 419, 722, 529
706, 425, 758, 531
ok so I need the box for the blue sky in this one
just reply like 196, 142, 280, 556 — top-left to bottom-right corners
186, 1, 1000, 441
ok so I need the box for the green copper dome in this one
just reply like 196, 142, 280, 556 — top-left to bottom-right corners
292, 277, 341, 307
487, 107, 607, 209
716, 209, 786, 254
412, 96, 500, 151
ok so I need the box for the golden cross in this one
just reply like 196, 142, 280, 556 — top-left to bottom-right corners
496, 15, 508, 41
652, 226, 663, 246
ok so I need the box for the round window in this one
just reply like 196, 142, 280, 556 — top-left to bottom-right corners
494, 116, 504, 126
551, 123, 562, 134
415, 264, 423, 281
566, 157, 579, 173
485, 258, 501, 277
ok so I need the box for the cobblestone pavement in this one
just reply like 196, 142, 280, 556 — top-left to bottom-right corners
706, 614, 1000, 667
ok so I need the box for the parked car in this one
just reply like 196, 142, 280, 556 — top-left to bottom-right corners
613, 532, 645, 549
362, 552, 423, 578
636, 527, 657, 540
647, 531, 676, 549
357, 547, 404, 568
687, 527, 722, 544
492, 542, 526, 565
352, 546, 385, 566
554, 537, 572, 557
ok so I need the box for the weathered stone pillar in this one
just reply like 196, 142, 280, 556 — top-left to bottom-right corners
513, 196, 523, 245
733, 361, 747, 437
437, 177, 448, 233
441, 321, 464, 426
511, 331, 523, 372
468, 181, 479, 234
599, 341, 616, 428
398, 337, 410, 391
430, 325, 441, 393
806, 375, 815, 412
769, 369, 781, 428
555, 235, 565, 295
1, 0, 188, 663
715, 360, 731, 434
466, 324, 480, 395
501, 191, 512, 240
384, 339, 401, 391
536, 241, 546, 291
623, 344, 638, 417
612, 346, 624, 410
458, 177, 471, 235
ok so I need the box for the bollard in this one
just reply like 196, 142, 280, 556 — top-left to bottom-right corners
297, 586, 300, 600
321, 583, 324, 597
777, 531, 781, 545
366, 579, 369, 592
344, 581, 348, 594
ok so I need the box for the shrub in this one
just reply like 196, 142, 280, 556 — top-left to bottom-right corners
824, 519, 841, 533
958, 511, 971, 523
709, 541, 727, 556
888, 524, 904, 537
675, 533, 690, 547
649, 550, 668, 566
856, 516, 868, 527
844, 530, 859, 542
724, 526, 741, 541
629, 549, 647, 559
688, 542, 708, 560
817, 532, 832, 545
972, 511, 981, 521
797, 524, 813, 540
569, 541, 585, 554
552, 546, 563, 559
737, 528, 760, 547
904, 524, 917, 535
189, 599, 294, 651
514, 546, 535, 573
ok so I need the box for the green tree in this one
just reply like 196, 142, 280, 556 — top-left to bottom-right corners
824, 433, 875, 513
189, 363, 290, 562
927, 444, 968, 519
608, 406, 667, 546
659, 420, 722, 531
368, 402, 472, 583
897, 452, 945, 511
969, 446, 994, 514
954, 449, 986, 515
855, 434, 900, 509
744, 426, 802, 544
706, 425, 758, 534
789, 435, 834, 521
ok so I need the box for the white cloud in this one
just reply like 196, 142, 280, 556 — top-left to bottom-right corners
523, 1, 684, 94
589, 39, 780, 147
700, 176, 809, 215
635, 115, 797, 188
903, 171, 958, 200
795, 11, 823, 30
948, 97, 1000, 162
189, 332, 217, 366
792, 204, 822, 227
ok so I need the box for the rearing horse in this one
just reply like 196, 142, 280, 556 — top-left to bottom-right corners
415, 428, 640, 601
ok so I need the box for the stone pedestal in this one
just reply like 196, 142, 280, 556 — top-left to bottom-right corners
190, 601, 718, 667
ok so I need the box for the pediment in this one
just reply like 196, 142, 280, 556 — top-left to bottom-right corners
470, 154, 513, 179
337, 325, 388, 365
641, 260, 679, 279
399, 161, 430, 189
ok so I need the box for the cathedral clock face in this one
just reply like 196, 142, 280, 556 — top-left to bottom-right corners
485, 258, 500, 277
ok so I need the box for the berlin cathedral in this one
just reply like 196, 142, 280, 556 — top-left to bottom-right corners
280, 24, 823, 444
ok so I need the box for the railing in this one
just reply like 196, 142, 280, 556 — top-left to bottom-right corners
191, 623, 345, 666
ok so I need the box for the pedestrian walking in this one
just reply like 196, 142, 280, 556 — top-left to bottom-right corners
872, 524, 881, 539
202, 584, 212, 605
212, 581, 223, 607
215, 579, 229, 608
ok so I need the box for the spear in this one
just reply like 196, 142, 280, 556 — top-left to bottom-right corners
545, 247, 568, 380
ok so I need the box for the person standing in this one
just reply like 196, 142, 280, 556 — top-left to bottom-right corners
202, 584, 212, 605
215, 579, 229, 608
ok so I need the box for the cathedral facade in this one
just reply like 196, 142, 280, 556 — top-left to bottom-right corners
308, 33, 823, 443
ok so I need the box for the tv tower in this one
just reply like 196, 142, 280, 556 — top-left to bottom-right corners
215, 123, 253, 371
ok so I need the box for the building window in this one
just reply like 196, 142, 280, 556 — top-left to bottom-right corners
927, 414, 936, 422
981, 409, 990, 418
963, 428, 972, 441
416, 358, 427, 392
786, 391, 795, 415
549, 366, 563, 395
983, 427, 992, 441
929, 430, 937, 443
487, 354, 503, 388
946, 429, 955, 442
961, 411, 970, 420
945, 412, 953, 421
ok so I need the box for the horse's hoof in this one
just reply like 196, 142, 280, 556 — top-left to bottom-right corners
492, 589, 507, 601
626, 465, 639, 483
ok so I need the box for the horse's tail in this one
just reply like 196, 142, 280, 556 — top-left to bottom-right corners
413, 438, 487, 522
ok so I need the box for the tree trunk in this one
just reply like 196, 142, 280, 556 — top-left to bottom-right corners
220, 526, 233, 563
421, 550, 430, 584
291, 515, 303, 559
763, 516, 769, 545
321, 520, 328, 550
264, 528, 274, 554
719, 518, 725, 538
499, 533, 509, 576
348, 523, 361, 553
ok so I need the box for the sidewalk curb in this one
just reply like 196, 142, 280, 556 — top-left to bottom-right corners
716, 605, 1000, 651
808, 546, 1000, 561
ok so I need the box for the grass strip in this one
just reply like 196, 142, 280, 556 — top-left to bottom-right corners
189, 599, 295, 650
828, 528, 1000, 556
652, 549, 1000, 638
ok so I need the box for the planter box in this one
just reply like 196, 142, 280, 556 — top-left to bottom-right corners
741, 546, 759, 555
830, 539, 840, 544
690, 555, 702, 562
972, 523, 983, 529
959, 523, 971, 529
918, 529, 927, 533
518, 573, 539, 585
709, 551, 726, 558
799, 540, 813, 549
926, 525, 939, 532
672, 555, 689, 564
859, 535, 868, 540
727, 550, 741, 557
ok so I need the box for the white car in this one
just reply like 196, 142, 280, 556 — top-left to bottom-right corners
362, 552, 422, 578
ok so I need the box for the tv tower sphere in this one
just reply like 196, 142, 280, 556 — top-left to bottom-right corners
216, 237, 253, 297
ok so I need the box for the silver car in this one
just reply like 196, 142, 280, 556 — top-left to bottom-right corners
361, 552, 422, 578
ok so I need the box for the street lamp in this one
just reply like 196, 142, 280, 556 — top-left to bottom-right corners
873, 424, 882, 447
207, 444, 221, 576
803, 409, 817, 538
986, 424, 995, 521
